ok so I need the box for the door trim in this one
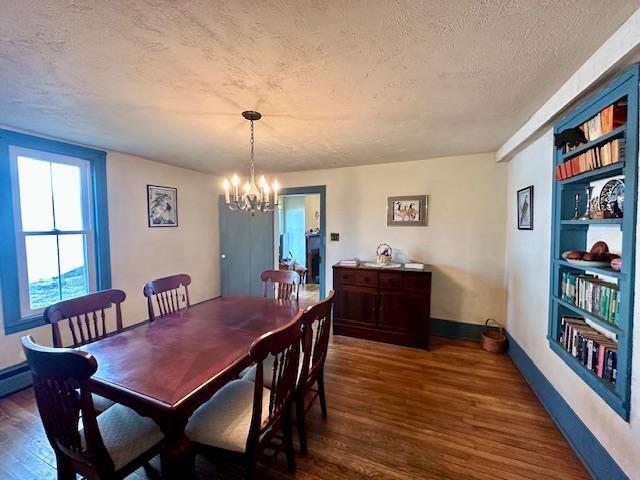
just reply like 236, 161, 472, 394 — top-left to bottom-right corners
278, 185, 326, 299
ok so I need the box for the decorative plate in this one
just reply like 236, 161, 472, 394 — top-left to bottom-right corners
561, 251, 610, 267
599, 179, 624, 217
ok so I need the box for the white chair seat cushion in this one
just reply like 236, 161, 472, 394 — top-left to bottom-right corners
81, 403, 163, 470
186, 379, 270, 453
241, 354, 304, 388
92, 393, 115, 413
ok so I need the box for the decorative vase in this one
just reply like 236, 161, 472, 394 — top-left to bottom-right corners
376, 243, 392, 265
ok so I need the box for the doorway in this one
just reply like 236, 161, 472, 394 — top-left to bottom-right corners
277, 186, 326, 307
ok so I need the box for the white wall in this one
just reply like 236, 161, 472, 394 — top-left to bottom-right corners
278, 153, 507, 326
0, 150, 220, 369
504, 129, 640, 478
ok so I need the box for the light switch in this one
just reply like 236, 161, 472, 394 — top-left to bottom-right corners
330, 233, 339, 241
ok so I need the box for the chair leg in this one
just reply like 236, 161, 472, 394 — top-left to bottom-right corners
283, 405, 296, 474
318, 368, 328, 419
295, 392, 308, 456
55, 454, 75, 480
244, 457, 256, 480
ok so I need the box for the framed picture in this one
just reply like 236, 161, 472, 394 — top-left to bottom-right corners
517, 185, 533, 230
147, 185, 178, 227
387, 195, 428, 226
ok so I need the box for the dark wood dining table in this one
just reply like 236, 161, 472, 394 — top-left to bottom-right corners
80, 296, 301, 479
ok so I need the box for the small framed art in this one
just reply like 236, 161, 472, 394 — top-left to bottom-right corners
147, 185, 178, 227
387, 195, 427, 226
517, 185, 533, 230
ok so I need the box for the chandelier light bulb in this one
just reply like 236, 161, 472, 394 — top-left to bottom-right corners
231, 174, 239, 186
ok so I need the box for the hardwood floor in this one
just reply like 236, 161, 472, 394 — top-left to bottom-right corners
0, 335, 589, 479
298, 284, 320, 309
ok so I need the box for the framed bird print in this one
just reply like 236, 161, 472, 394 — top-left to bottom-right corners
517, 186, 533, 230
147, 185, 178, 227
387, 195, 428, 226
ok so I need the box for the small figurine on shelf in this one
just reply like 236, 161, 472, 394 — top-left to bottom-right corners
376, 243, 392, 266
572, 193, 580, 220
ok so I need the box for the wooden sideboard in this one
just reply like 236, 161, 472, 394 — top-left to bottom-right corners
332, 264, 432, 349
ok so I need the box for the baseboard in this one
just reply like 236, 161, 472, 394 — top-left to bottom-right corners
506, 332, 629, 480
431, 318, 483, 341
0, 361, 31, 398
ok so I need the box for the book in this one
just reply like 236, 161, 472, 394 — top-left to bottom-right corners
404, 262, 424, 270
339, 258, 360, 266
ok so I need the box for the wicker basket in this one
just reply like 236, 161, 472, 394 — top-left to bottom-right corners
480, 318, 507, 354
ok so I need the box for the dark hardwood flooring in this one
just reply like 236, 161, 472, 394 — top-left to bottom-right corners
0, 335, 588, 479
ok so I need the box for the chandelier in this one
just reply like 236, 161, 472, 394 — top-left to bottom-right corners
223, 111, 280, 214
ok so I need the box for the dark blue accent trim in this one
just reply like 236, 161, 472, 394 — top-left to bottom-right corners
506, 332, 629, 480
431, 318, 483, 341
279, 185, 327, 299
0, 361, 32, 398
0, 128, 111, 334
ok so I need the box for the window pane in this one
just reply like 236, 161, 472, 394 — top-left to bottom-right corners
58, 234, 89, 300
17, 157, 54, 231
25, 235, 60, 309
52, 162, 84, 230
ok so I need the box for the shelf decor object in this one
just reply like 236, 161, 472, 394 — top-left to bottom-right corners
549, 65, 638, 420
221, 111, 280, 215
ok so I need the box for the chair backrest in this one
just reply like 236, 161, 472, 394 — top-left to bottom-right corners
45, 289, 127, 348
299, 291, 334, 390
260, 269, 300, 301
143, 273, 191, 321
21, 335, 114, 476
247, 310, 304, 450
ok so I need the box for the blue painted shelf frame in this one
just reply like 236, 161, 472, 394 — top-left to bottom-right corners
549, 65, 639, 421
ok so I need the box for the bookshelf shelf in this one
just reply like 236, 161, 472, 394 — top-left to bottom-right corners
549, 65, 638, 421
553, 296, 623, 335
562, 124, 626, 160
560, 218, 623, 226
554, 259, 625, 279
558, 161, 624, 185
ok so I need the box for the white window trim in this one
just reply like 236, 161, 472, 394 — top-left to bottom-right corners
8, 146, 97, 319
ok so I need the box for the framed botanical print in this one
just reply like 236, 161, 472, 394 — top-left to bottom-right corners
517, 185, 533, 230
147, 185, 178, 227
387, 195, 428, 226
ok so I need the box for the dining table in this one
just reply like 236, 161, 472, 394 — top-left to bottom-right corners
80, 295, 301, 480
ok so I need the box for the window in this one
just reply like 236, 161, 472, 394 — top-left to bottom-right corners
0, 130, 110, 333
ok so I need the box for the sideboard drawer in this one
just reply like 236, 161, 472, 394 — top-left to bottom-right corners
334, 269, 358, 285
354, 270, 378, 288
403, 273, 429, 291
379, 272, 403, 290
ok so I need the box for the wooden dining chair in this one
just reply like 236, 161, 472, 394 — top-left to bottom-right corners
143, 273, 191, 321
21, 335, 163, 480
242, 292, 334, 456
45, 289, 127, 349
261, 269, 300, 301
295, 291, 334, 455
44, 289, 127, 414
186, 311, 304, 480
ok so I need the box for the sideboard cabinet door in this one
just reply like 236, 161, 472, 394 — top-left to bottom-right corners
333, 287, 377, 326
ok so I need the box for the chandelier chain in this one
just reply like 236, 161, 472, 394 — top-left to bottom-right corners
249, 119, 255, 182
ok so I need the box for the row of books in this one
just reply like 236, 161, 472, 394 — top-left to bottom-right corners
564, 100, 627, 152
561, 272, 620, 326
554, 138, 625, 180
559, 316, 617, 385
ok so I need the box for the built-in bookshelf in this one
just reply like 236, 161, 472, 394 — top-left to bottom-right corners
549, 65, 638, 420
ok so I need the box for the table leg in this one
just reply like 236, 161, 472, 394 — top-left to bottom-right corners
159, 418, 194, 480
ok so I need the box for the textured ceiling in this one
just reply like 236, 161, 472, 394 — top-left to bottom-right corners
1, 1, 638, 174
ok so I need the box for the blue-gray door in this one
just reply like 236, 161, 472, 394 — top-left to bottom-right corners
219, 196, 274, 296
